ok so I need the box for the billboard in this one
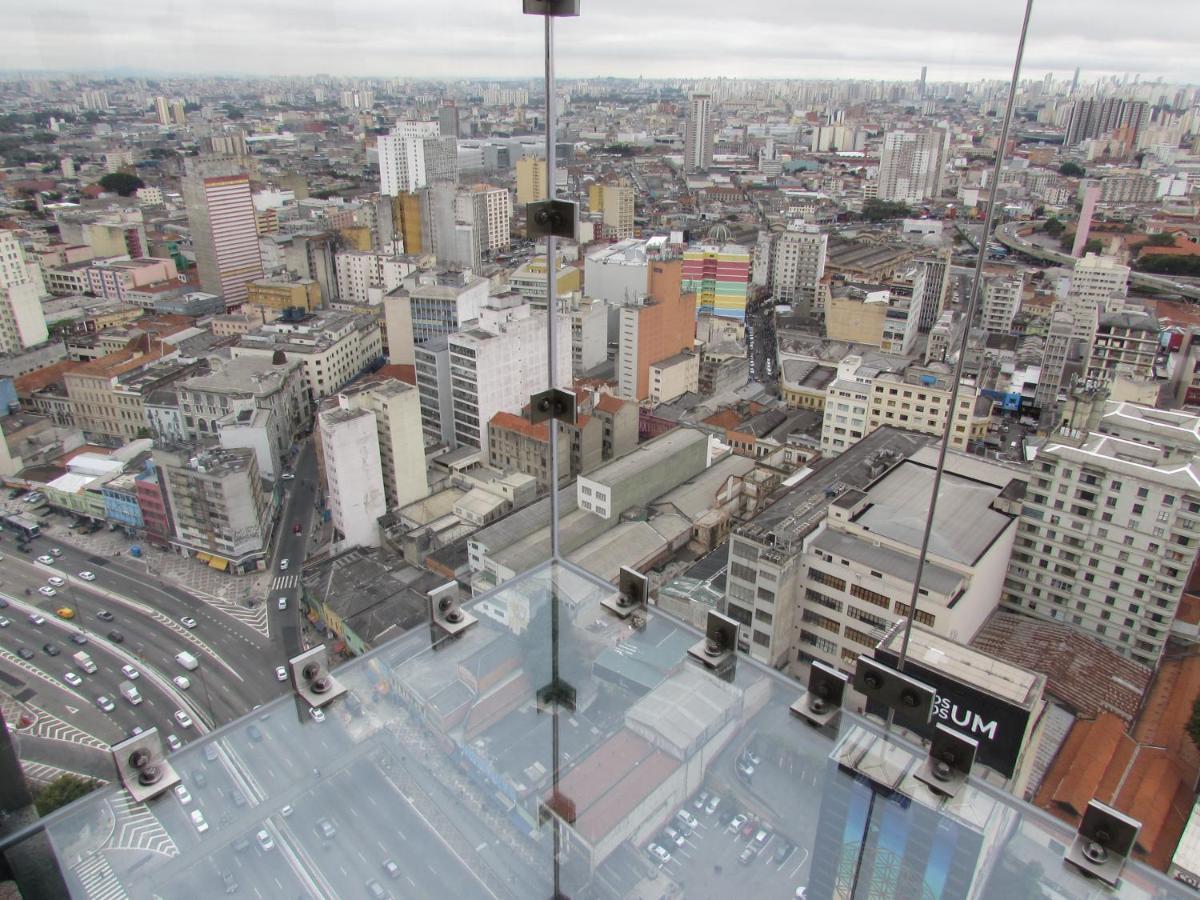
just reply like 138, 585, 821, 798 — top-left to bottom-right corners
869, 646, 1034, 779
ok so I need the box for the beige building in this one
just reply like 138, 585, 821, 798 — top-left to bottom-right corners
601, 184, 635, 241
509, 256, 581, 306
825, 289, 888, 345
648, 351, 699, 405
245, 277, 322, 313
487, 410, 603, 494
515, 156, 548, 205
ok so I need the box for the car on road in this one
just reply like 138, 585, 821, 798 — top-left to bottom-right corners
36, 555, 54, 565
280, 472, 295, 480
738, 845, 758, 866
174, 784, 192, 805
17, 647, 34, 660
647, 843, 671, 864
316, 818, 337, 839
188, 809, 208, 833
95, 695, 115, 713
277, 596, 287, 610
78, 571, 96, 581
230, 789, 246, 808
64, 671, 83, 687
96, 610, 114, 622
55, 607, 73, 619
365, 880, 389, 900
274, 665, 287, 682
280, 804, 293, 818
28, 613, 45, 625
736, 759, 755, 779
256, 829, 274, 851
247, 724, 263, 742
173, 675, 191, 690
47, 576, 65, 588
174, 710, 193, 728
69, 633, 87, 646
309, 707, 325, 723
107, 630, 124, 643
37, 586, 56, 597
42, 643, 60, 657
745, 748, 762, 766
279, 558, 289, 571
292, 522, 302, 534
232, 835, 251, 853
121, 665, 140, 680
166, 734, 182, 751
382, 860, 399, 879
0, 617, 9, 628
49, 548, 62, 557
706, 795, 721, 816
180, 616, 197, 629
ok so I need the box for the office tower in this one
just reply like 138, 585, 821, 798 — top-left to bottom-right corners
378, 122, 457, 196
319, 402, 386, 547
755, 225, 827, 317
919, 65, 928, 97
153, 96, 170, 125
414, 337, 453, 445
182, 157, 264, 305
1072, 184, 1101, 257
1064, 98, 1150, 147
384, 269, 489, 365
1071, 67, 1081, 95
683, 244, 750, 321
447, 293, 570, 453
1003, 402, 1200, 667
683, 93, 714, 173
457, 185, 512, 254
0, 231, 48, 353
981, 273, 1024, 335
438, 101, 460, 138
516, 156, 548, 205
877, 129, 946, 204
600, 184, 635, 240
617, 259, 696, 401
910, 251, 951, 332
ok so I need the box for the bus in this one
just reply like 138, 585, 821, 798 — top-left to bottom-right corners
2, 514, 41, 540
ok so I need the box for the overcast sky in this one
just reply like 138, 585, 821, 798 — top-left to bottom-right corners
8, 1, 1200, 84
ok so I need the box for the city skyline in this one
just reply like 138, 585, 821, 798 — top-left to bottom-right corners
7, 0, 1200, 84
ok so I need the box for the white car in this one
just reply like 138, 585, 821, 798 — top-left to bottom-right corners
37, 586, 56, 597
0, 617, 8, 628
174, 710, 194, 728
309, 707, 325, 723
280, 472, 295, 481
174, 784, 192, 805
121, 665, 140, 680
256, 829, 275, 851
47, 576, 65, 588
647, 843, 671, 864
173, 675, 191, 690
36, 555, 54, 565
277, 597, 287, 610
49, 548, 62, 557
675, 810, 699, 831
279, 559, 289, 571
180, 616, 197, 629
190, 809, 208, 833
28, 613, 46, 626
64, 672, 83, 687
78, 571, 96, 581
275, 666, 287, 682
166, 734, 182, 751
96, 696, 115, 713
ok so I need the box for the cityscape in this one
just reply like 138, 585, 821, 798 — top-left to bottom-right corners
1, 3, 1200, 898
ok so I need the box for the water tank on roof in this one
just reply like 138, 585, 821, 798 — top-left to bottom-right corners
919, 374, 937, 386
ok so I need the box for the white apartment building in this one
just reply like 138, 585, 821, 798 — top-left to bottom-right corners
877, 129, 946, 204
378, 122, 457, 195
0, 231, 49, 353
754, 225, 827, 316
335, 252, 417, 306
383, 269, 488, 366
683, 93, 714, 173
447, 293, 571, 454
910, 252, 951, 333
332, 378, 429, 511
231, 310, 382, 401
571, 296, 608, 374
319, 405, 386, 548
583, 239, 650, 305
414, 337, 453, 446
981, 273, 1025, 335
456, 186, 512, 254
1066, 253, 1130, 310
1004, 402, 1200, 667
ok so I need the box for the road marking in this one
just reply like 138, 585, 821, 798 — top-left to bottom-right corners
476, 842, 487, 851
789, 847, 810, 879
64, 704, 80, 714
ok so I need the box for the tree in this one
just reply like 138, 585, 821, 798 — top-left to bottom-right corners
1084, 238, 1103, 254
1058, 161, 1086, 177
34, 774, 100, 816
1144, 232, 1176, 247
862, 199, 911, 222
98, 172, 145, 196
1042, 217, 1065, 237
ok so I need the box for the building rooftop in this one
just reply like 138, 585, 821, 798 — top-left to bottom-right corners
583, 426, 707, 488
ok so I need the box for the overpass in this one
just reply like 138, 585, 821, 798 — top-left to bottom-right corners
993, 221, 1200, 302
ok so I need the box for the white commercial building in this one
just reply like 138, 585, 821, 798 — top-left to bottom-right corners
584, 239, 650, 306
753, 225, 827, 317
330, 378, 429, 512
383, 269, 488, 366
378, 122, 457, 196
456, 185, 512, 254
877, 129, 946, 204
335, 252, 417, 306
319, 404, 386, 548
0, 230, 49, 353
981, 273, 1025, 335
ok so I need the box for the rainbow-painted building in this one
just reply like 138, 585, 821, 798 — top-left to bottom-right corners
682, 244, 751, 321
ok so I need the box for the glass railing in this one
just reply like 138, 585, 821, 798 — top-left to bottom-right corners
3, 560, 1187, 898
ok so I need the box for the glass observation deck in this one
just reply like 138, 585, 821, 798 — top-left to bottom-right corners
5, 560, 1188, 898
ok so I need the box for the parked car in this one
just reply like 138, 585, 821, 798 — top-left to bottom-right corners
663, 826, 686, 847
738, 845, 758, 866
190, 810, 208, 833
706, 795, 721, 816
167, 734, 183, 751
275, 666, 287, 682
647, 843, 671, 864
675, 810, 698, 832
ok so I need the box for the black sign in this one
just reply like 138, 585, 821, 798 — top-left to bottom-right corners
870, 647, 1033, 779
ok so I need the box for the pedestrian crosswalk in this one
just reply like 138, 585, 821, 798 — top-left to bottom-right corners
271, 574, 300, 591
73, 852, 129, 900
106, 794, 178, 857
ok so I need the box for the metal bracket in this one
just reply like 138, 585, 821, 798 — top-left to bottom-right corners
529, 387, 577, 426
1064, 799, 1140, 887
688, 610, 738, 672
526, 199, 579, 241
790, 660, 848, 728
538, 790, 578, 827
915, 723, 978, 798
289, 645, 347, 709
537, 678, 577, 713
522, 0, 580, 17
852, 655, 935, 732
111, 728, 180, 803
601, 566, 648, 619
429, 581, 477, 637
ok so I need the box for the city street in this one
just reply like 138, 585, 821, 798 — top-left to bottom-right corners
265, 440, 320, 658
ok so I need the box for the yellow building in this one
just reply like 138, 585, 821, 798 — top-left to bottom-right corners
509, 256, 581, 305
245, 277, 322, 312
339, 225, 373, 252
825, 292, 888, 346
387, 193, 424, 254
601, 184, 634, 240
516, 157, 548, 205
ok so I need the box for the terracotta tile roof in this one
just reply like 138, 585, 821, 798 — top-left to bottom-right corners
1037, 712, 1131, 817
489, 411, 550, 443
67, 344, 169, 380
376, 364, 415, 385
595, 394, 626, 415
703, 409, 743, 431
14, 359, 85, 395
970, 611, 1150, 724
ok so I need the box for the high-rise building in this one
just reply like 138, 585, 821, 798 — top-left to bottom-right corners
456, 184, 512, 255
1087, 311, 1160, 383
182, 156, 264, 305
319, 403, 386, 547
1072, 184, 1101, 257
1064, 98, 1150, 147
378, 122, 457, 196
682, 244, 750, 321
383, 269, 488, 365
515, 156, 548, 205
438, 101, 460, 138
754, 225, 827, 317
617, 260, 697, 402
599, 183, 635, 240
153, 96, 170, 126
910, 250, 951, 332
169, 99, 186, 126
1003, 402, 1200, 666
981, 272, 1024, 335
0, 231, 48, 353
414, 337, 453, 446
877, 129, 946, 204
683, 93, 714, 173
1067, 252, 1130, 311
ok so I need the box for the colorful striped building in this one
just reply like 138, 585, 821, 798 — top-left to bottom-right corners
682, 244, 750, 321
